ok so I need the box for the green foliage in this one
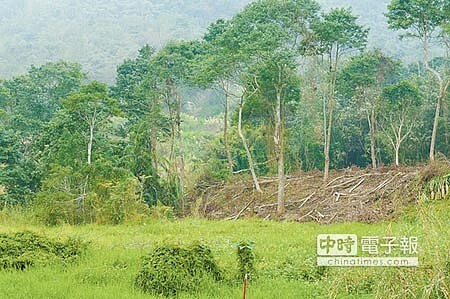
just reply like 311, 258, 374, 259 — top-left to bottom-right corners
274, 255, 327, 282
135, 243, 222, 296
0, 231, 86, 270
308, 7, 369, 56
0, 199, 448, 298
0, 128, 41, 205
386, 0, 448, 37
0, 62, 84, 206
1, 61, 84, 130
382, 79, 422, 110
236, 241, 256, 281
337, 49, 399, 97
34, 163, 148, 225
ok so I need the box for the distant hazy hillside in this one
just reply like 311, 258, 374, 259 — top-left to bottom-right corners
0, 0, 422, 83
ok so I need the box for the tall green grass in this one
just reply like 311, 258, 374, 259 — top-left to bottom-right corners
0, 198, 448, 298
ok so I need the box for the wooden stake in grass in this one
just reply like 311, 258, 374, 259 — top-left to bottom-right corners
242, 273, 248, 299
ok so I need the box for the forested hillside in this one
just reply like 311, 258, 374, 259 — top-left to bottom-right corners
0, 0, 426, 83
1, 0, 448, 220
0, 0, 252, 82
0, 1, 449, 297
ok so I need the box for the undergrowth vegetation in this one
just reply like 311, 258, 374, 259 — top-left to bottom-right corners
135, 244, 222, 296
0, 231, 86, 270
0, 189, 448, 298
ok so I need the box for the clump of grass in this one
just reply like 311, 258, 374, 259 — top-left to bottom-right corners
426, 173, 450, 200
0, 231, 86, 270
297, 255, 327, 282
135, 243, 222, 296
266, 255, 327, 282
328, 268, 377, 297
418, 161, 450, 200
328, 198, 450, 299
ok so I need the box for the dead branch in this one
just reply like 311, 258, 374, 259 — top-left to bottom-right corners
298, 210, 315, 221
325, 174, 353, 187
256, 202, 277, 209
349, 178, 365, 193
334, 192, 347, 202
297, 192, 316, 209
327, 177, 360, 190
256, 190, 314, 209
232, 198, 256, 220
326, 213, 338, 223
367, 173, 401, 195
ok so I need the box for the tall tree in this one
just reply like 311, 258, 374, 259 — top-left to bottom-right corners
380, 80, 422, 165
227, 0, 320, 212
113, 45, 174, 207
62, 82, 116, 165
308, 8, 368, 181
113, 45, 155, 122
151, 40, 202, 205
338, 50, 398, 168
194, 19, 235, 174
386, 0, 450, 161
0, 61, 84, 205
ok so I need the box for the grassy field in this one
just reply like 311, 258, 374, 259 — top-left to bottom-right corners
0, 199, 448, 299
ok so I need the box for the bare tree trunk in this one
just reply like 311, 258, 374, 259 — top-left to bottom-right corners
429, 92, 441, 161
323, 49, 338, 182
324, 75, 336, 182
429, 82, 449, 160
274, 85, 285, 214
387, 119, 414, 167
368, 109, 377, 168
394, 143, 400, 166
238, 95, 262, 193
423, 36, 449, 161
324, 104, 333, 181
223, 89, 233, 173
322, 80, 328, 179
87, 123, 93, 165
150, 99, 159, 171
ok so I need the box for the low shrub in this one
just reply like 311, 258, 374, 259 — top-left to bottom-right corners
135, 243, 222, 296
236, 241, 256, 280
0, 231, 86, 270
297, 256, 327, 281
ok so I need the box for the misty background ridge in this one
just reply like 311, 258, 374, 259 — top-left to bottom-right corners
0, 0, 423, 83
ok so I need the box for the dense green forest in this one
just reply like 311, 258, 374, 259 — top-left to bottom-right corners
0, 0, 432, 83
0, 0, 449, 223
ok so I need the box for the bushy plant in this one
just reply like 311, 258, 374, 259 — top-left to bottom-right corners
236, 241, 256, 280
34, 163, 149, 225
0, 231, 86, 270
296, 256, 327, 282
135, 243, 222, 296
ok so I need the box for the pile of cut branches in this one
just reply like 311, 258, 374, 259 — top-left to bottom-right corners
189, 166, 424, 223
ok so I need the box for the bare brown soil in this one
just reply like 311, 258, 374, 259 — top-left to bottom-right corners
188, 165, 432, 223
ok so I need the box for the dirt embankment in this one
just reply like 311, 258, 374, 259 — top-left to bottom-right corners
188, 165, 437, 223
